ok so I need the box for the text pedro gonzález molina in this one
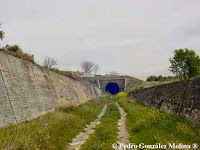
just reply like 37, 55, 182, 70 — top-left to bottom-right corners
112, 143, 198, 149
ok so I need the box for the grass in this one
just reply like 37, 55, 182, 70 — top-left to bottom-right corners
0, 99, 105, 150
80, 96, 120, 150
0, 49, 35, 64
126, 77, 179, 92
1, 94, 199, 150
118, 98, 200, 147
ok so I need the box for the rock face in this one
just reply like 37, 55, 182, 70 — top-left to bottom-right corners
129, 78, 200, 124
0, 52, 101, 127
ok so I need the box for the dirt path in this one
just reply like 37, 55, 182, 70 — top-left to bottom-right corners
66, 104, 107, 150
116, 102, 130, 149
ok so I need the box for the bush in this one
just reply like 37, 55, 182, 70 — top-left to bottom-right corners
4, 44, 22, 52
0, 45, 35, 63
146, 75, 178, 82
116, 92, 127, 100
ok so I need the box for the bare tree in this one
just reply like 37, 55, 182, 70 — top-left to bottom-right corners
93, 64, 99, 75
81, 60, 95, 73
43, 56, 57, 69
110, 71, 119, 76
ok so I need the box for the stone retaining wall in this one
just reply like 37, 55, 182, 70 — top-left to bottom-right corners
0, 52, 101, 127
129, 78, 200, 124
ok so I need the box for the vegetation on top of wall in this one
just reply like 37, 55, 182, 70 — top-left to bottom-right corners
0, 45, 35, 64
0, 47, 80, 80
0, 46, 79, 80
146, 75, 179, 82
0, 25, 79, 80
49, 68, 78, 80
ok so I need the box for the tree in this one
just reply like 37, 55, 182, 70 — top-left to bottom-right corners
0, 23, 5, 47
93, 64, 99, 75
43, 56, 57, 69
110, 71, 119, 76
169, 49, 200, 79
81, 60, 95, 73
157, 75, 163, 81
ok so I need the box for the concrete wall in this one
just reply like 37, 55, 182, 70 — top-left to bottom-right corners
129, 78, 200, 124
0, 52, 101, 127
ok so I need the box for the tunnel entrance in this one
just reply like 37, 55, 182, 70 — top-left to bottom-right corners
105, 82, 120, 95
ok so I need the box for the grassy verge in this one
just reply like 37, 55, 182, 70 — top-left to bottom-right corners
80, 96, 120, 150
0, 99, 105, 150
118, 98, 200, 146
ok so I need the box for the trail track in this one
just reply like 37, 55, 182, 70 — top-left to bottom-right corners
66, 104, 107, 150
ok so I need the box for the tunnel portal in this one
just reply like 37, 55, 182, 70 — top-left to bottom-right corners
97, 78, 126, 95
105, 82, 120, 95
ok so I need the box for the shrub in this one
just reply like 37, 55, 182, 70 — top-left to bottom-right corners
0, 45, 35, 63
4, 44, 22, 52
116, 92, 127, 100
146, 75, 178, 82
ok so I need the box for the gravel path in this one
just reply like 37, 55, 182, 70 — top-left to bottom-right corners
66, 104, 107, 150
116, 102, 130, 150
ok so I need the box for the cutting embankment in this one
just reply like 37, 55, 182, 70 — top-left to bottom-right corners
0, 93, 199, 150
0, 51, 101, 127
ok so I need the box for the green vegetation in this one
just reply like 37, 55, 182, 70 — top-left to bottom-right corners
125, 76, 178, 92
0, 23, 5, 48
0, 99, 105, 150
1, 94, 200, 149
0, 30, 4, 41
0, 24, 5, 41
146, 75, 179, 82
49, 68, 78, 80
118, 98, 200, 146
169, 49, 200, 79
0, 45, 35, 63
81, 96, 120, 150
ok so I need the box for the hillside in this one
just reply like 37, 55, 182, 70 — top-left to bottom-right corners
126, 78, 180, 92
78, 74, 179, 93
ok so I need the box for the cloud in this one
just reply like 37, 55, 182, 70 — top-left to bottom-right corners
0, 0, 200, 80
80, 39, 142, 49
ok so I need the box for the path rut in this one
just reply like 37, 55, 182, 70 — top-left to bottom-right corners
116, 102, 130, 149
66, 104, 107, 150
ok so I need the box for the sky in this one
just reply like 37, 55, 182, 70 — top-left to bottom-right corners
0, 0, 200, 80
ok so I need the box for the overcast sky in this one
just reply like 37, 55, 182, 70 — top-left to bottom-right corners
0, 0, 200, 80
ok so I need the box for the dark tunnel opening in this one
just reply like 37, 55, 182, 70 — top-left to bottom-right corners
105, 82, 120, 95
